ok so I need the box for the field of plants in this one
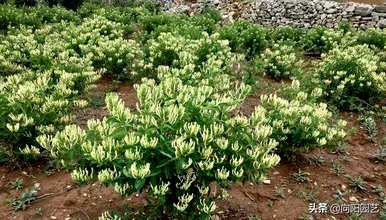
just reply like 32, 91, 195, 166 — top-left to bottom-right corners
0, 1, 385, 219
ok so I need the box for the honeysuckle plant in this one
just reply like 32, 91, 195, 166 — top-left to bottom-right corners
145, 32, 241, 77
259, 43, 302, 79
259, 80, 347, 156
316, 45, 386, 109
39, 64, 280, 218
0, 23, 99, 155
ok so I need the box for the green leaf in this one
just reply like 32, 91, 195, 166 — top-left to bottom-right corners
134, 179, 145, 191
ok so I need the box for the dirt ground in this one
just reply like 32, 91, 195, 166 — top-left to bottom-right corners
0, 77, 385, 220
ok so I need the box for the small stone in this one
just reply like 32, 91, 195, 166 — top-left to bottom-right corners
327, 8, 337, 14
379, 19, 386, 28
50, 216, 57, 220
273, 171, 280, 175
323, 1, 337, 9
349, 196, 359, 202
263, 179, 271, 184
83, 193, 87, 197
341, 184, 347, 191
345, 5, 356, 13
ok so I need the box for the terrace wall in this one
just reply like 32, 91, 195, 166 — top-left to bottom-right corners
165, 0, 386, 28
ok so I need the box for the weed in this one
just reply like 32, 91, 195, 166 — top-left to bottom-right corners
296, 187, 320, 203
380, 205, 386, 220
267, 200, 274, 209
10, 186, 39, 211
373, 138, 386, 162
10, 178, 23, 190
347, 213, 363, 220
333, 189, 348, 202
308, 155, 325, 166
331, 161, 345, 176
248, 215, 262, 220
35, 207, 43, 216
298, 213, 313, 220
347, 176, 366, 192
273, 187, 286, 199
372, 185, 385, 197
292, 169, 310, 183
360, 114, 378, 141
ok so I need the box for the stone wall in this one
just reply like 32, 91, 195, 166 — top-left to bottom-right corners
241, 0, 386, 28
163, 0, 386, 28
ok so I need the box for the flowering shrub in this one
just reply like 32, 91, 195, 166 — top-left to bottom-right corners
148, 15, 217, 40
39, 56, 280, 218
269, 26, 305, 46
259, 44, 302, 79
316, 45, 386, 109
219, 20, 268, 59
357, 28, 386, 49
146, 32, 240, 79
259, 82, 346, 155
302, 27, 351, 55
0, 22, 99, 155
0, 5, 40, 29
0, 67, 98, 149
0, 4, 80, 31
47, 15, 144, 80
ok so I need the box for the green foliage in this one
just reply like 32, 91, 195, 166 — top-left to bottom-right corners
373, 137, 386, 162
0, 5, 80, 30
200, 6, 222, 23
316, 45, 386, 109
219, 20, 268, 59
347, 175, 366, 192
269, 26, 305, 46
292, 169, 310, 183
139, 13, 217, 42
145, 32, 238, 78
10, 178, 24, 190
99, 211, 122, 220
14, 0, 36, 7
10, 185, 39, 211
360, 114, 377, 141
357, 28, 386, 49
302, 27, 348, 55
0, 5, 40, 29
73, 16, 145, 80
0, 145, 9, 163
258, 82, 346, 155
259, 43, 302, 79
0, 22, 99, 151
